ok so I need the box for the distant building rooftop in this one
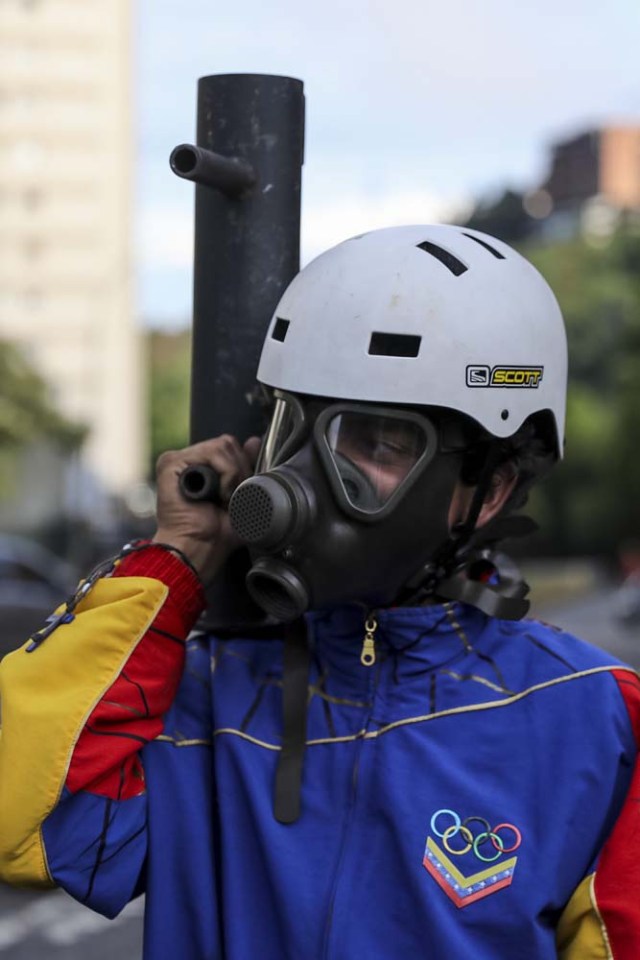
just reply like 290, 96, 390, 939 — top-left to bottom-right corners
544, 126, 640, 211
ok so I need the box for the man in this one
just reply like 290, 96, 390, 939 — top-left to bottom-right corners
1, 225, 639, 959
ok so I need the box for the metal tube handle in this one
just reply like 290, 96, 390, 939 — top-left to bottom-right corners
170, 143, 256, 198
178, 464, 221, 503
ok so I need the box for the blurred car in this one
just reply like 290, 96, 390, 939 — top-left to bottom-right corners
0, 535, 77, 658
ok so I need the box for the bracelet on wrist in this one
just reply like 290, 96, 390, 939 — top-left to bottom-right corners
26, 538, 201, 652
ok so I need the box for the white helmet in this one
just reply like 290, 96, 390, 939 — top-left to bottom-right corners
258, 225, 567, 457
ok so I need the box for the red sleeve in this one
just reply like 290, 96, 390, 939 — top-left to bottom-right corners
65, 546, 206, 801
592, 669, 640, 957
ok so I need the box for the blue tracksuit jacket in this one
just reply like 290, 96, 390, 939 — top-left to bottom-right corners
1, 545, 639, 959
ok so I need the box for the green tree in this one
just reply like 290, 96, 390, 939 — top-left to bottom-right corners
463, 188, 535, 244
147, 329, 191, 477
0, 340, 86, 450
0, 340, 86, 499
524, 226, 640, 555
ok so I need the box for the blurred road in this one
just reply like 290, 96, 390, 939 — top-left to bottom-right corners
0, 584, 637, 958
0, 884, 143, 959
535, 585, 640, 669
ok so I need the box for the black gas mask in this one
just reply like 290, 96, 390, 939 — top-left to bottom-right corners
229, 391, 467, 620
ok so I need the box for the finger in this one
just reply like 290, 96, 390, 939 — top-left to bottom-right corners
243, 435, 262, 467
185, 437, 253, 501
161, 438, 241, 478
178, 435, 243, 469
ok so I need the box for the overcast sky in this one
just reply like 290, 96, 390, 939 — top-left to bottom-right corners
134, 0, 640, 326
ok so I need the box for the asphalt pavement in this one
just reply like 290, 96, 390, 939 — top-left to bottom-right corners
0, 884, 143, 959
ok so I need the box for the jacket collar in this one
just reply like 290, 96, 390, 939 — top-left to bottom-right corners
307, 602, 489, 677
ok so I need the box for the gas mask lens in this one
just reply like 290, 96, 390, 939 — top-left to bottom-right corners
323, 411, 430, 513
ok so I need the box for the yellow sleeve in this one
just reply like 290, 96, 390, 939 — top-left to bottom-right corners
0, 576, 168, 886
556, 873, 611, 959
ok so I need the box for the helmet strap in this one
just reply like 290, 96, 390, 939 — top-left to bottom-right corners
401, 441, 510, 606
450, 439, 505, 545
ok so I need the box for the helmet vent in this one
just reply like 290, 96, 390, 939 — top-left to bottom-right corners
462, 233, 506, 259
368, 332, 421, 358
271, 317, 290, 342
416, 241, 468, 276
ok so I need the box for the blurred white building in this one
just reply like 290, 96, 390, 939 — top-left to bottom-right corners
0, 0, 144, 501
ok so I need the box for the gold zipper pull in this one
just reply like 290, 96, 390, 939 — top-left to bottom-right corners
360, 616, 378, 667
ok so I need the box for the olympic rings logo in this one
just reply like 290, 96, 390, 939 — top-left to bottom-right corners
430, 809, 522, 863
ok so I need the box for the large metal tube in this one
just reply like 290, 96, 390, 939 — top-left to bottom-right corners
173, 73, 305, 632
186, 73, 304, 446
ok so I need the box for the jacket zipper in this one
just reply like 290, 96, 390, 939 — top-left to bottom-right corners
360, 614, 378, 667
323, 620, 381, 959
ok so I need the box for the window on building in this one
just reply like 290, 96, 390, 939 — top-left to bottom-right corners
23, 287, 43, 310
24, 238, 44, 259
23, 188, 43, 210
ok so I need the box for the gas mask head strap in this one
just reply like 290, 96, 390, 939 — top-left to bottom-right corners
452, 439, 506, 545
434, 440, 532, 619
425, 439, 505, 581
403, 439, 508, 605
274, 617, 311, 824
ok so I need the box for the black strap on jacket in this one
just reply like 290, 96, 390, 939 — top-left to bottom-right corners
274, 617, 311, 824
